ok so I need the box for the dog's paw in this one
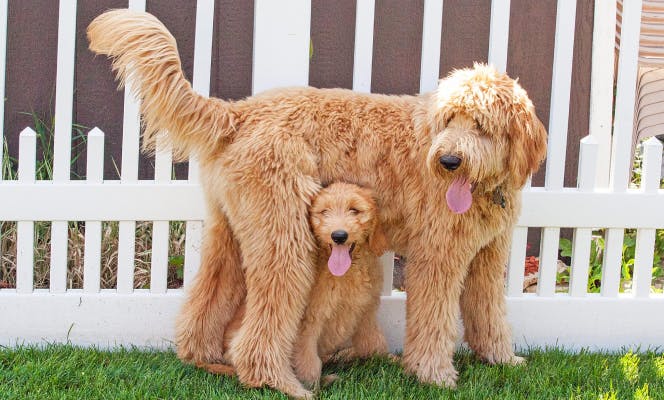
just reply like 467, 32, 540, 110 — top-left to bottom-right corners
419, 366, 458, 389
506, 355, 526, 366
293, 352, 322, 389
481, 352, 526, 366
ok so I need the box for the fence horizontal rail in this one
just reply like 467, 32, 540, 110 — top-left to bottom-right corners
0, 182, 205, 220
2, 184, 663, 229
1, 290, 662, 352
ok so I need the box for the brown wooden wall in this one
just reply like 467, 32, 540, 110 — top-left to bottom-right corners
3, 0, 594, 186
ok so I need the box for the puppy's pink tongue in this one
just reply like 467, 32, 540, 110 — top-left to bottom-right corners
446, 178, 472, 214
328, 245, 352, 276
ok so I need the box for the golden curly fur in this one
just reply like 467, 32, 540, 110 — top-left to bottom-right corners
88, 9, 547, 398
197, 183, 389, 390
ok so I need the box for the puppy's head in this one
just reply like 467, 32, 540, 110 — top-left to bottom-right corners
310, 183, 387, 277
425, 63, 547, 213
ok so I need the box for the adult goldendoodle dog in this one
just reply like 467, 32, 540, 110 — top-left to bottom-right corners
88, 10, 547, 398
198, 182, 390, 390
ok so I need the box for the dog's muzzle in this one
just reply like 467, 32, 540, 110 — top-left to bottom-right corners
439, 155, 462, 171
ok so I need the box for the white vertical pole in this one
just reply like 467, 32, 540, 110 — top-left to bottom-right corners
610, 0, 642, 192
151, 138, 172, 294
544, 0, 577, 191
182, 0, 215, 288
589, 0, 616, 188
252, 0, 311, 94
83, 128, 104, 293
487, 0, 511, 73
50, 0, 78, 293
569, 136, 598, 297
632, 137, 662, 297
16, 128, 37, 294
352, 0, 376, 93
117, 0, 147, 294
419, 0, 443, 94
507, 226, 528, 296
0, 0, 8, 181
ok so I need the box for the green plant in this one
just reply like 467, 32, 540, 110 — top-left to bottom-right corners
559, 229, 664, 294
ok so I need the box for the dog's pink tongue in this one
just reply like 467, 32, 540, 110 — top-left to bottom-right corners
446, 178, 472, 214
328, 245, 352, 276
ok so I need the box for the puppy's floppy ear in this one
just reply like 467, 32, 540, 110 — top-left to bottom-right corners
369, 223, 389, 256
507, 99, 548, 188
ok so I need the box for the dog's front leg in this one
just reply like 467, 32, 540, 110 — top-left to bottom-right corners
460, 230, 524, 365
402, 240, 470, 389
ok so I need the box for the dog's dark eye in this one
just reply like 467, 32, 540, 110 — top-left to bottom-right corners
349, 208, 360, 215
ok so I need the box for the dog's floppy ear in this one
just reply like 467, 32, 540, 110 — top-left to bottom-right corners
507, 100, 548, 188
369, 223, 389, 256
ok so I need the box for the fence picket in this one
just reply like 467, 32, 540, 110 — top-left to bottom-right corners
115, 0, 147, 294
601, 228, 624, 297
544, 0, 577, 190
610, 0, 642, 192
16, 128, 36, 294
151, 139, 172, 294
419, 0, 443, 93
632, 137, 662, 297
0, 0, 7, 181
537, 227, 560, 297
49, 0, 78, 293
589, 0, 616, 188
570, 136, 598, 297
83, 128, 104, 293
353, 0, 376, 93
507, 226, 528, 296
181, 0, 216, 288
252, 0, 311, 93
488, 0, 510, 72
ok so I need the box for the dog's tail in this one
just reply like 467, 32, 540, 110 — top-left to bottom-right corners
87, 9, 236, 160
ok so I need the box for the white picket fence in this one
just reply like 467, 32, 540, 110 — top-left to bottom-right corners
1, 0, 663, 352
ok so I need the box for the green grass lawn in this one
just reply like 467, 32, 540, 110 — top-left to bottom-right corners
0, 345, 662, 399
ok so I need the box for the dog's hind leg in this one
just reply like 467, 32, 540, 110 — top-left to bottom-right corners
175, 208, 245, 365
223, 169, 319, 399
460, 231, 524, 366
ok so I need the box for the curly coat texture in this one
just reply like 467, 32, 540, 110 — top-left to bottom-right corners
88, 9, 547, 398
198, 183, 390, 390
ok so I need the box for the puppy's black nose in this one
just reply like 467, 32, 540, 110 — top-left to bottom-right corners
331, 230, 348, 244
439, 155, 462, 171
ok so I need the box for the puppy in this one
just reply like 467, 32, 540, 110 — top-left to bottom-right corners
199, 182, 389, 388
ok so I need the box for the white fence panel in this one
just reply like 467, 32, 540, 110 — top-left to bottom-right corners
1, 0, 663, 353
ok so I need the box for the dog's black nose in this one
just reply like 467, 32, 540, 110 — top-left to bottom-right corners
331, 230, 348, 244
439, 155, 462, 171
